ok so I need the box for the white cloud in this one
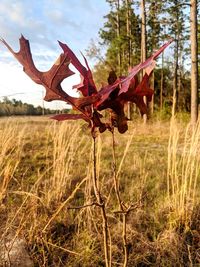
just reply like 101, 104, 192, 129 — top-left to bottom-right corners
7, 2, 26, 26
0, 61, 41, 99
45, 9, 79, 30
0, 1, 25, 26
0, 61, 80, 109
0, 0, 109, 107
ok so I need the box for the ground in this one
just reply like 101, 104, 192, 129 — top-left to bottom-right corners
0, 115, 199, 266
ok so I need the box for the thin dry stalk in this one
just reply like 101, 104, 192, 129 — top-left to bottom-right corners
172, 87, 177, 119
44, 122, 87, 206
82, 155, 98, 233
106, 132, 134, 206
117, 133, 134, 180
122, 213, 128, 267
1, 168, 53, 242
112, 130, 123, 210
167, 119, 180, 206
0, 121, 25, 203
92, 136, 110, 267
45, 240, 80, 256
42, 176, 87, 232
74, 137, 102, 237
111, 129, 145, 267
167, 119, 200, 225
111, 130, 129, 267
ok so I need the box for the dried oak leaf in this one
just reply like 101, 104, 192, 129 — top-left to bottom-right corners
59, 41, 97, 97
58, 41, 107, 132
95, 39, 173, 109
0, 35, 99, 116
51, 113, 90, 123
94, 40, 173, 133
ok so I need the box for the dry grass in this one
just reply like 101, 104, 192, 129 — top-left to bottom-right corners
43, 122, 89, 206
167, 118, 200, 227
0, 116, 199, 266
0, 119, 25, 204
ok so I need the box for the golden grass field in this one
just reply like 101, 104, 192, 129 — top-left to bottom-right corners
0, 115, 199, 266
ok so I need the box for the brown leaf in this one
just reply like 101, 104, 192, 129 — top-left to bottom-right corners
59, 41, 97, 96
0, 36, 99, 117
51, 113, 90, 122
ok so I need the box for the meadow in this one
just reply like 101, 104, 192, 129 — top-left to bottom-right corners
0, 115, 199, 266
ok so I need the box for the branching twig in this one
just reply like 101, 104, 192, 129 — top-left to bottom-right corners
111, 129, 146, 267
67, 202, 102, 210
122, 213, 128, 267
112, 129, 123, 211
92, 135, 110, 267
111, 128, 128, 267
45, 240, 80, 256
42, 177, 87, 233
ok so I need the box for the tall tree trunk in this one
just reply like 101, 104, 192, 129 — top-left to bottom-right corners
141, 0, 147, 122
126, 0, 132, 119
141, 0, 147, 64
116, 0, 122, 75
160, 51, 164, 110
126, 0, 132, 66
190, 0, 198, 123
150, 71, 155, 114
172, 37, 179, 117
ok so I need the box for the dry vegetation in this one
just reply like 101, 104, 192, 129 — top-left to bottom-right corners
0, 116, 200, 266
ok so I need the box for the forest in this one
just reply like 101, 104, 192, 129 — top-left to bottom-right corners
1, 0, 199, 120
86, 0, 199, 121
0, 98, 64, 116
0, 0, 199, 267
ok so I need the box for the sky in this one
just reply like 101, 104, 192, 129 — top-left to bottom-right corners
0, 0, 109, 109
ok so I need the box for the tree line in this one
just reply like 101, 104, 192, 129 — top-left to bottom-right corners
87, 0, 199, 121
0, 97, 67, 116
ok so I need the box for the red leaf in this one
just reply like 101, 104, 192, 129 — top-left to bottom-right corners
72, 74, 87, 96
109, 101, 128, 134
95, 39, 173, 133
92, 110, 107, 133
131, 96, 148, 115
51, 113, 90, 122
122, 74, 153, 101
1, 36, 173, 134
58, 41, 87, 76
59, 41, 97, 96
81, 52, 97, 92
0, 36, 98, 118
95, 39, 173, 109
94, 79, 121, 108
119, 40, 173, 95
1, 36, 74, 100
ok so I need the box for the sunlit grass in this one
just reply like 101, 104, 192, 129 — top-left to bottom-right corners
167, 118, 200, 227
0, 116, 199, 266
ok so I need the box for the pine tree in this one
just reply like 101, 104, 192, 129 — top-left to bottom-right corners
88, 0, 196, 118
146, 0, 162, 113
166, 0, 188, 114
146, 0, 162, 54
99, 0, 141, 76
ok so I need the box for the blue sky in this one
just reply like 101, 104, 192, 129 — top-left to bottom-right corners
0, 0, 109, 109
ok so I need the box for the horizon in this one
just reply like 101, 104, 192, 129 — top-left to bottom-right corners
0, 0, 109, 109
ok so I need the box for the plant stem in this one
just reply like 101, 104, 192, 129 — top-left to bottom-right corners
111, 130, 128, 267
92, 136, 110, 267
122, 213, 128, 267
112, 130, 123, 210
